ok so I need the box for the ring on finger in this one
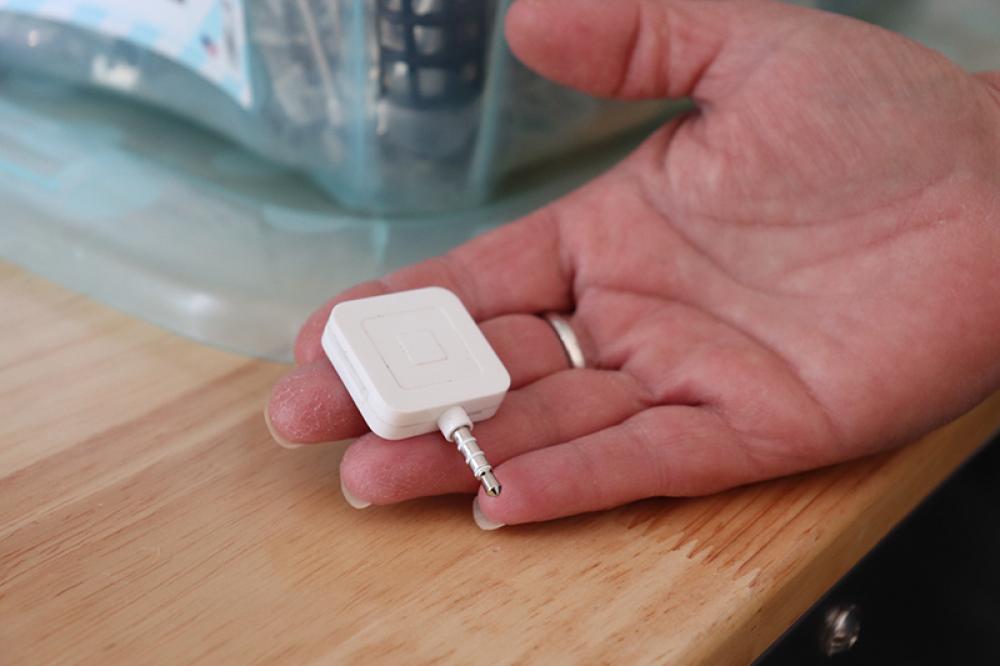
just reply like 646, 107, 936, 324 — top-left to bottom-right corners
542, 312, 586, 370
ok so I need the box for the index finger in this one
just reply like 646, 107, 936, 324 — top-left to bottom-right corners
294, 209, 573, 364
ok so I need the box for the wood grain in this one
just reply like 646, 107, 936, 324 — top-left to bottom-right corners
1, 261, 998, 665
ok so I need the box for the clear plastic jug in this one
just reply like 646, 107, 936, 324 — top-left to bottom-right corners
0, 0, 669, 213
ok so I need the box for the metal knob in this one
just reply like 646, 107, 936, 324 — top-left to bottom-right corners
821, 604, 861, 657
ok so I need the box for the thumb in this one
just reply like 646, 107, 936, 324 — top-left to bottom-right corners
505, 0, 808, 102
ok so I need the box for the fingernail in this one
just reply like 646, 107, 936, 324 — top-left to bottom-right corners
264, 407, 306, 449
472, 497, 505, 531
340, 477, 371, 509
275, 438, 303, 450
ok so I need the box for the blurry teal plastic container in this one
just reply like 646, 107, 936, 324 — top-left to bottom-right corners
0, 0, 668, 213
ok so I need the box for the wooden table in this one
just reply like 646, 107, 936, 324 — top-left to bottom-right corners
2, 261, 998, 665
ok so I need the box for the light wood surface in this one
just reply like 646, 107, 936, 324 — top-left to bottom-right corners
2, 261, 998, 665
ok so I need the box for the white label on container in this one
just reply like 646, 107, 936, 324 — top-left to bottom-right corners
0, 0, 252, 107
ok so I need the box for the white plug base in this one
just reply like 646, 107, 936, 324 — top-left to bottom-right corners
322, 287, 510, 440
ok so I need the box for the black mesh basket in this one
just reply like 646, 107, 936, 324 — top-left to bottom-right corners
376, 0, 488, 109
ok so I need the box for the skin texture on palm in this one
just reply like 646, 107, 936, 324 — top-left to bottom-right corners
266, 0, 1000, 527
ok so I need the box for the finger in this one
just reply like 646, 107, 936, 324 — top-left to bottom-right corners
575, 289, 750, 405
266, 360, 365, 445
294, 210, 572, 364
505, 0, 807, 102
475, 405, 763, 526
482, 313, 579, 386
266, 314, 581, 445
977, 72, 1000, 91
574, 289, 713, 370
339, 369, 650, 504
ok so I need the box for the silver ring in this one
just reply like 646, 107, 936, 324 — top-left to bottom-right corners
543, 313, 586, 369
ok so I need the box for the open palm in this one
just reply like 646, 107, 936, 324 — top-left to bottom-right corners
267, 0, 1000, 527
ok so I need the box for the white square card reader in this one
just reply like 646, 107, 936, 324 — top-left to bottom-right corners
322, 286, 510, 495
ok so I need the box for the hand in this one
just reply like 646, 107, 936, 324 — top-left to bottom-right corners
266, 0, 1000, 527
